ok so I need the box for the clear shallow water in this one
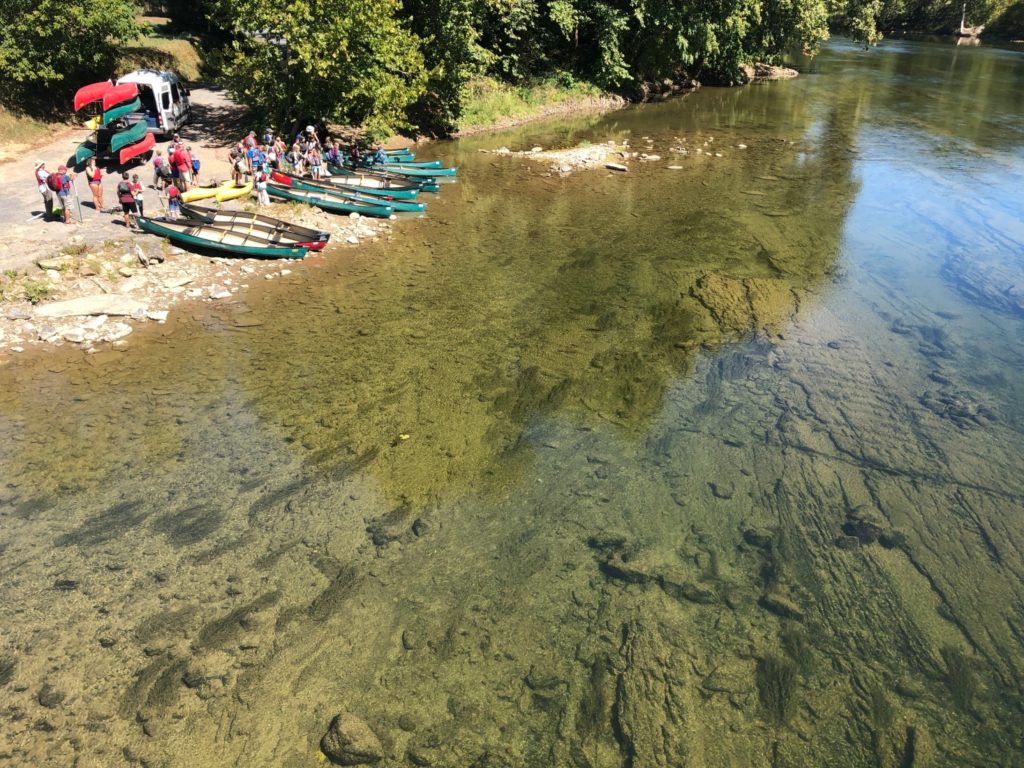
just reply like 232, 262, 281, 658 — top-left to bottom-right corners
1, 38, 1023, 767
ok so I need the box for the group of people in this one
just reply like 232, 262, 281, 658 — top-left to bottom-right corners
227, 125, 391, 205
33, 159, 147, 229
33, 135, 199, 229
152, 134, 200, 193
35, 123, 393, 226
33, 161, 75, 224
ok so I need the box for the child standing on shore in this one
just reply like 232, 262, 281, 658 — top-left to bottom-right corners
130, 174, 144, 219
165, 184, 181, 221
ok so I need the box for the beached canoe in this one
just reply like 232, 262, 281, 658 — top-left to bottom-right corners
215, 181, 253, 202
119, 131, 155, 164
267, 183, 394, 217
102, 82, 139, 112
326, 163, 440, 192
320, 171, 430, 198
110, 120, 148, 152
283, 176, 427, 213
374, 163, 457, 177
137, 217, 308, 259
102, 97, 141, 126
181, 181, 234, 203
74, 80, 113, 112
271, 170, 422, 200
373, 158, 443, 169
180, 204, 331, 251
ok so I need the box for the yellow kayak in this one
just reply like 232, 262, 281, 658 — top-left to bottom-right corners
180, 181, 234, 203
215, 181, 253, 202
84, 115, 102, 131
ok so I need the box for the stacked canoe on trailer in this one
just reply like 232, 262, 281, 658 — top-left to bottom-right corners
72, 80, 155, 165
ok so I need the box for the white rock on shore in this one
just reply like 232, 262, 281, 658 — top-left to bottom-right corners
33, 295, 149, 319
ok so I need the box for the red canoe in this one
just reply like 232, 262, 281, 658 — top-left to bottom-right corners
102, 82, 139, 111
73, 80, 113, 112
119, 131, 155, 164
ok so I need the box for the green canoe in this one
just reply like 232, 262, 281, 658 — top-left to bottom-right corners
375, 162, 457, 177
110, 120, 149, 153
266, 183, 395, 218
287, 177, 427, 213
137, 216, 308, 259
326, 163, 441, 192
279, 168, 424, 199
102, 97, 141, 126
75, 140, 97, 165
373, 158, 443, 169
347, 159, 457, 177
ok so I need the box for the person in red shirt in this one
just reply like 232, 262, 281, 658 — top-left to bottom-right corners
173, 143, 192, 191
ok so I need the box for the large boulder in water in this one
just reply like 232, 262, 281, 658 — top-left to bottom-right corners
321, 712, 384, 765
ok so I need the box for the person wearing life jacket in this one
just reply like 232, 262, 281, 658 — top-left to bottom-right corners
164, 183, 181, 221
35, 160, 54, 221
84, 157, 104, 213
116, 172, 137, 229
54, 165, 74, 224
129, 173, 144, 219
255, 167, 270, 206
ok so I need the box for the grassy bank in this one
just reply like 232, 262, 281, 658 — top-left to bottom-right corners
457, 76, 618, 134
0, 107, 60, 163
118, 19, 204, 81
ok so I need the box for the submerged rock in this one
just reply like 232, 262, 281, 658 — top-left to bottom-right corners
919, 389, 996, 429
37, 682, 65, 709
759, 593, 804, 621
321, 712, 384, 765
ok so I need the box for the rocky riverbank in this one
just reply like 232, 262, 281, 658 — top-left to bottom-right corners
0, 208, 391, 360
481, 133, 750, 175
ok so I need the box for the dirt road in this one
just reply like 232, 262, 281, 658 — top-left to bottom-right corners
0, 86, 245, 275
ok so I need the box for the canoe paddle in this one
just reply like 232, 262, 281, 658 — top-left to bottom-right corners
72, 175, 84, 223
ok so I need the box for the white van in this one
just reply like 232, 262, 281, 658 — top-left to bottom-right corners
116, 69, 192, 137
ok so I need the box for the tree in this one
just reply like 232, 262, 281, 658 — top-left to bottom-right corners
402, 0, 488, 135
0, 0, 140, 114
220, 0, 427, 137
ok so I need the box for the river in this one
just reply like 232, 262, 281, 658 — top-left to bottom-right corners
1, 37, 1022, 767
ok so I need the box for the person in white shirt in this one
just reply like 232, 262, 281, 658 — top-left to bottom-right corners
35, 160, 54, 221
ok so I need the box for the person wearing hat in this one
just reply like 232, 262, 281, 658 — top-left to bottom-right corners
34, 160, 54, 221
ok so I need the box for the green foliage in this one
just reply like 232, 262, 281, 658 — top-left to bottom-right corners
22, 279, 53, 305
403, 0, 489, 134
458, 76, 600, 129
0, 0, 140, 114
220, 0, 428, 137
